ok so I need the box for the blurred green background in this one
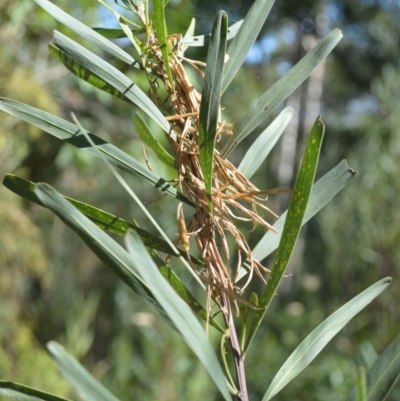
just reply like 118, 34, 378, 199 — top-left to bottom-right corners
1, 0, 400, 400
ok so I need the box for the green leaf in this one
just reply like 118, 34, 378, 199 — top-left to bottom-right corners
47, 342, 120, 401
182, 18, 196, 53
198, 11, 228, 211
222, 0, 275, 93
33, 183, 218, 329
34, 183, 173, 327
92, 27, 141, 40
222, 29, 342, 158
52, 31, 172, 135
251, 159, 357, 263
33, 0, 137, 66
48, 44, 129, 102
125, 231, 232, 401
0, 98, 192, 206
153, 0, 174, 88
134, 112, 176, 168
263, 278, 392, 401
238, 107, 293, 179
2, 174, 200, 262
0, 381, 71, 401
182, 19, 243, 47
244, 117, 325, 353
346, 332, 400, 401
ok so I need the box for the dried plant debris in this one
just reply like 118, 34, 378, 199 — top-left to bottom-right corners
143, 30, 279, 314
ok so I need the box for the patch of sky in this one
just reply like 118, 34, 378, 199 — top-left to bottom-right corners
244, 33, 279, 65
280, 24, 296, 45
276, 59, 292, 76
324, 1, 344, 24
347, 95, 378, 115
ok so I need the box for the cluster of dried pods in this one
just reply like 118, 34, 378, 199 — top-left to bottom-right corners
147, 35, 279, 315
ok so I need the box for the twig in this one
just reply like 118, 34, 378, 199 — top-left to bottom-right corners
221, 294, 249, 401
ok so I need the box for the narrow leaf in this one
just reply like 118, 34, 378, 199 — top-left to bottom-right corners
198, 11, 228, 211
153, 0, 174, 88
2, 174, 201, 263
33, 0, 137, 66
134, 112, 176, 168
52, 31, 172, 135
0, 381, 71, 401
251, 160, 358, 263
33, 183, 218, 329
245, 117, 325, 353
182, 19, 243, 47
182, 18, 196, 53
35, 183, 174, 326
263, 278, 392, 401
48, 44, 128, 102
0, 98, 192, 206
125, 231, 232, 401
47, 342, 120, 401
222, 29, 342, 158
346, 331, 400, 401
238, 107, 293, 178
222, 0, 275, 93
92, 27, 142, 40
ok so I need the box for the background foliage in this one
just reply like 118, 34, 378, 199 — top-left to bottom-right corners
1, 0, 400, 400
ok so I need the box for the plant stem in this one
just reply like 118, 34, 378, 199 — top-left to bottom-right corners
222, 294, 249, 401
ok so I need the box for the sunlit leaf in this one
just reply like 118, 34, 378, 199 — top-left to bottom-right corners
182, 19, 243, 47
263, 278, 392, 400
53, 31, 172, 135
222, 0, 275, 93
33, 0, 137, 66
198, 11, 228, 211
222, 29, 342, 158
125, 231, 232, 401
238, 107, 293, 178
0, 381, 70, 401
48, 43, 128, 102
0, 98, 192, 206
47, 342, 120, 401
252, 160, 357, 262
245, 117, 325, 353
346, 331, 400, 401
153, 0, 174, 88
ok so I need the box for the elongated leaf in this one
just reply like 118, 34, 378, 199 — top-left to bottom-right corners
53, 31, 172, 135
182, 18, 196, 53
199, 11, 228, 210
35, 183, 174, 325
92, 27, 142, 40
47, 342, 120, 401
33, 183, 220, 329
245, 117, 325, 353
0, 381, 71, 401
114, 11, 143, 60
346, 332, 400, 401
134, 112, 175, 168
238, 107, 293, 178
33, 0, 137, 66
2, 174, 201, 263
264, 278, 392, 401
222, 29, 342, 158
182, 19, 243, 47
48, 44, 129, 102
252, 159, 357, 263
125, 231, 232, 401
235, 160, 357, 283
0, 98, 192, 206
153, 0, 174, 88
222, 0, 275, 93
